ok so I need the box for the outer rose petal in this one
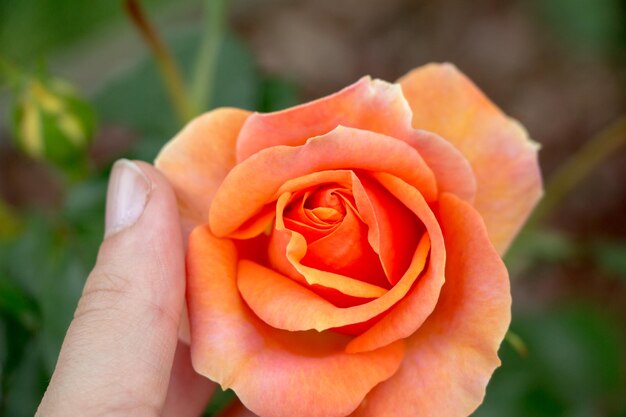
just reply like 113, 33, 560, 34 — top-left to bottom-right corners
236, 77, 410, 162
155, 108, 251, 232
236, 76, 476, 203
351, 193, 511, 417
399, 63, 542, 253
187, 225, 405, 417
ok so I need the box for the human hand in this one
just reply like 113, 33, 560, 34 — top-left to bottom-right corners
36, 160, 215, 417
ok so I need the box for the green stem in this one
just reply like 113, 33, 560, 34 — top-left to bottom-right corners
191, 0, 228, 112
123, 0, 195, 123
529, 115, 626, 226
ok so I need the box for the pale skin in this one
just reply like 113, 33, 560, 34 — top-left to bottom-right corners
35, 160, 248, 417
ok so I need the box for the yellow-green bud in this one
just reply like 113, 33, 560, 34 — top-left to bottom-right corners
11, 77, 96, 167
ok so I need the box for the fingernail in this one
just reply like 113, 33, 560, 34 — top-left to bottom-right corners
105, 159, 152, 238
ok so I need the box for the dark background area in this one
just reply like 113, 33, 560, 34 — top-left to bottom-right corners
0, 1, 625, 416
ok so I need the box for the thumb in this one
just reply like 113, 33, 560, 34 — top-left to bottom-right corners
37, 159, 185, 416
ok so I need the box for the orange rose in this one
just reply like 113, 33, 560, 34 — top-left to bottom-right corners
155, 63, 542, 417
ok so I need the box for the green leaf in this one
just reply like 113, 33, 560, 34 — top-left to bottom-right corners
0, 208, 90, 374
2, 339, 47, 417
0, 212, 56, 297
61, 175, 107, 267
532, 0, 623, 53
0, 279, 38, 331
258, 76, 300, 112
592, 240, 626, 282
476, 304, 626, 417
504, 228, 577, 276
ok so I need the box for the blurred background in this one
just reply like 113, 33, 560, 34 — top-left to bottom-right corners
0, 0, 625, 416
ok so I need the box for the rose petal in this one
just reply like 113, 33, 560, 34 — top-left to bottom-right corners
270, 193, 388, 299
269, 179, 389, 291
303, 203, 388, 289
267, 222, 377, 308
277, 170, 354, 196
399, 63, 542, 252
239, 235, 429, 333
155, 108, 250, 231
237, 76, 476, 203
351, 172, 423, 285
351, 193, 511, 417
238, 179, 442, 334
187, 225, 405, 417
346, 173, 446, 353
229, 170, 355, 240
210, 125, 438, 237
403, 129, 476, 203
236, 77, 412, 162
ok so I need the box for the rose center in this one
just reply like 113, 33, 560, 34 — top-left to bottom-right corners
270, 182, 391, 302
284, 185, 351, 230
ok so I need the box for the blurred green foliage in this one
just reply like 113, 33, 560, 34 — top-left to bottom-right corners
0, 0, 171, 62
0, 1, 625, 417
11, 76, 96, 177
477, 305, 626, 417
532, 0, 626, 55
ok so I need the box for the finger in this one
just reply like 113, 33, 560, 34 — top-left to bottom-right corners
37, 160, 185, 416
162, 342, 216, 417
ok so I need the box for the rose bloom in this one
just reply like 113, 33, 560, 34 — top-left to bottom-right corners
155, 63, 542, 417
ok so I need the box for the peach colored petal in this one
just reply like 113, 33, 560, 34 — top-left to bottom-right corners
270, 192, 388, 299
399, 63, 542, 253
285, 216, 337, 242
289, 187, 347, 231
269, 180, 388, 291
267, 226, 380, 309
402, 129, 476, 203
210, 125, 438, 237
351, 172, 423, 285
303, 204, 388, 289
155, 108, 250, 231
236, 77, 413, 162
229, 170, 354, 240
239, 226, 434, 333
346, 173, 446, 353
309, 206, 341, 222
187, 225, 405, 417
351, 193, 511, 417
236, 76, 476, 203
267, 222, 376, 309
227, 205, 275, 240
276, 170, 354, 196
